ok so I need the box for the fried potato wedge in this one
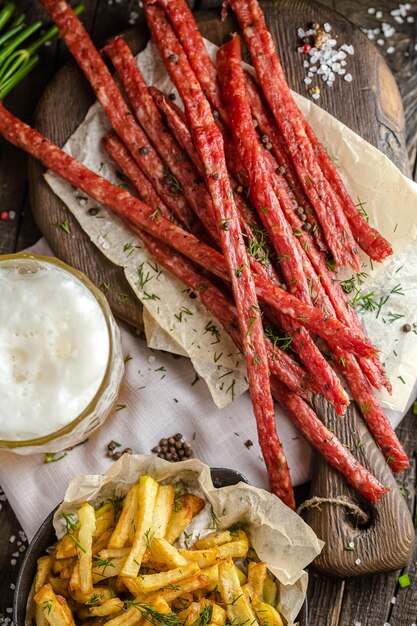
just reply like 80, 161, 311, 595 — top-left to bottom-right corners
121, 475, 159, 578
262, 576, 277, 607
218, 558, 259, 626
248, 562, 267, 600
164, 494, 205, 544
150, 537, 188, 568
152, 485, 175, 538
75, 502, 96, 595
254, 602, 284, 626
34, 584, 76, 626
133, 562, 200, 594
193, 531, 232, 550
180, 531, 249, 568
77, 598, 125, 619
108, 484, 140, 549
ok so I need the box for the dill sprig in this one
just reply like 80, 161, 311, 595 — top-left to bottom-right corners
264, 326, 293, 352
125, 602, 183, 626
62, 512, 86, 554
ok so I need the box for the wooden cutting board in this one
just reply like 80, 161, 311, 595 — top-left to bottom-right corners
28, 0, 414, 577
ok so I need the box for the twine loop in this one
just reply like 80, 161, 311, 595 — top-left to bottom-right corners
297, 495, 369, 525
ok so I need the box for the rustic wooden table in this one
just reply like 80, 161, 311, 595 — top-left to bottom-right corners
0, 1, 416, 624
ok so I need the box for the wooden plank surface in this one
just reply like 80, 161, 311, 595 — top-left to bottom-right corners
28, 0, 414, 580
0, 0, 417, 622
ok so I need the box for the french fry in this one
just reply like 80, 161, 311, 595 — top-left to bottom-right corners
172, 593, 194, 612
121, 475, 159, 578
46, 575, 70, 598
164, 494, 205, 544
55, 533, 77, 560
152, 485, 175, 538
76, 502, 96, 595
133, 562, 200, 593
211, 603, 226, 625
200, 563, 220, 592
35, 556, 54, 591
35, 557, 54, 626
34, 584, 76, 626
94, 502, 116, 536
92, 557, 125, 584
150, 537, 189, 568
98, 547, 131, 560
193, 531, 232, 549
234, 565, 247, 586
218, 558, 259, 626
108, 484, 140, 549
254, 602, 284, 626
248, 562, 267, 600
104, 594, 170, 626
92, 528, 114, 554
262, 576, 277, 607
180, 531, 249, 568
77, 598, 125, 618
52, 558, 73, 576
148, 573, 208, 603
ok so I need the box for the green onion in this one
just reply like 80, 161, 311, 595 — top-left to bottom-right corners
0, 3, 85, 100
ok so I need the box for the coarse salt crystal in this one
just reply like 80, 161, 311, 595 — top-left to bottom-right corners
391, 597, 396, 604
394, 16, 404, 24
376, 10, 383, 19
415, 43, 417, 51
377, 38, 385, 45
304, 77, 312, 85
386, 46, 395, 54
311, 92, 320, 100
368, 7, 376, 14
303, 60, 309, 68
355, 558, 361, 565
298, 27, 306, 38
9, 535, 15, 543
324, 22, 331, 33
344, 73, 353, 82
407, 16, 414, 23
355, 622, 362, 626
349, 541, 355, 548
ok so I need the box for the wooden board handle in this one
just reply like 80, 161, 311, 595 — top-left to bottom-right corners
301, 397, 414, 577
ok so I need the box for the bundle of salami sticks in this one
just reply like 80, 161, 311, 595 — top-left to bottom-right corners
0, 0, 408, 508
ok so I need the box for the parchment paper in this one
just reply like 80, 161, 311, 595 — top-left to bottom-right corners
45, 38, 417, 413
52, 455, 323, 625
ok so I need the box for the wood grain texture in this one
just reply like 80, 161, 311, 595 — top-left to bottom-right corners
1, 0, 417, 621
28, 0, 413, 579
304, 396, 414, 577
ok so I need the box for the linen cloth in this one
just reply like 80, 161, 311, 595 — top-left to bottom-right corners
0, 239, 414, 541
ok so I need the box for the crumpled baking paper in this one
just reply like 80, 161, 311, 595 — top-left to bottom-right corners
51, 455, 323, 625
45, 38, 417, 412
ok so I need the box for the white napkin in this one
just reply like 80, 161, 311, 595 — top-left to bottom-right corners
0, 239, 415, 542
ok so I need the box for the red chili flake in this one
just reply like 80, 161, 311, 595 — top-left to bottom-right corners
302, 43, 312, 53
0, 211, 8, 220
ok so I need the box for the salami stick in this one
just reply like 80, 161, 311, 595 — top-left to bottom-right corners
0, 106, 376, 359
303, 122, 393, 262
155, 0, 225, 117
270, 378, 389, 503
104, 36, 219, 243
241, 74, 389, 391
40, 0, 196, 232
151, 87, 205, 178
135, 231, 389, 501
335, 351, 408, 472
217, 35, 349, 415
104, 132, 312, 399
244, 73, 328, 252
103, 131, 173, 221
228, 0, 361, 271
144, 2, 295, 506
